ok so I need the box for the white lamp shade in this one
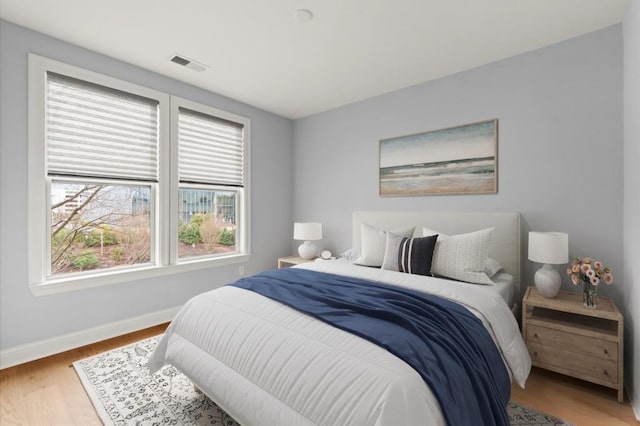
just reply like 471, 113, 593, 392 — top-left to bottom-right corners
528, 232, 569, 264
293, 222, 322, 241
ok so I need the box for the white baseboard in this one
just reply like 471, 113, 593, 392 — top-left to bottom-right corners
0, 305, 181, 370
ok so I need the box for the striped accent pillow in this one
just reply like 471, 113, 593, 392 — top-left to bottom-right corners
382, 234, 438, 276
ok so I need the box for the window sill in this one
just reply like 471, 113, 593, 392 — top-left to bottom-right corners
29, 253, 251, 296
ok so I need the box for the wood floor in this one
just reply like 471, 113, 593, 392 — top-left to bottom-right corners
1, 324, 638, 425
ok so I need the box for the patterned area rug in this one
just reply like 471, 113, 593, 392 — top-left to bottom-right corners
74, 335, 572, 426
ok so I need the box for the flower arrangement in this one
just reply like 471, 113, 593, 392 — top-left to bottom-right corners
566, 257, 613, 308
566, 257, 613, 286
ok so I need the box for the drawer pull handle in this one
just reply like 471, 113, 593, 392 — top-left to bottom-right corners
534, 333, 538, 338
604, 349, 608, 355
604, 370, 609, 376
534, 351, 538, 357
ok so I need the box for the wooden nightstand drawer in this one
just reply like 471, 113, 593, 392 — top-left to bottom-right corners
522, 287, 624, 402
528, 342, 618, 385
526, 324, 618, 362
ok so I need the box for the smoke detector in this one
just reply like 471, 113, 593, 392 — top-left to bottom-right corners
169, 54, 209, 72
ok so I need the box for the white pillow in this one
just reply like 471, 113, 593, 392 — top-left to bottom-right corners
484, 257, 504, 278
381, 232, 406, 272
355, 223, 414, 267
422, 226, 495, 285
423, 227, 503, 276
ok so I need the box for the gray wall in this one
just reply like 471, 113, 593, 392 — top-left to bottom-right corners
623, 1, 640, 418
294, 21, 625, 359
0, 20, 294, 350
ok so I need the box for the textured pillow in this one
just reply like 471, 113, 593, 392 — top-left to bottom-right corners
423, 227, 502, 276
355, 223, 414, 267
484, 257, 504, 278
422, 227, 495, 285
381, 232, 406, 272
382, 233, 438, 276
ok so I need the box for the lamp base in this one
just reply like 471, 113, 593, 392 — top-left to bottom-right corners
298, 241, 317, 260
534, 264, 561, 298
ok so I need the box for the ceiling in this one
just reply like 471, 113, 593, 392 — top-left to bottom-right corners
0, 0, 629, 119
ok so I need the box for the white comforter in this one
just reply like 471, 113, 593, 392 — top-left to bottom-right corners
148, 260, 531, 426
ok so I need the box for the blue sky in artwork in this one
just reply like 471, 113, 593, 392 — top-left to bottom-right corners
380, 121, 496, 168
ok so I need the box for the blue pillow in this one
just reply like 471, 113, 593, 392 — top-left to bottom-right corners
382, 234, 438, 276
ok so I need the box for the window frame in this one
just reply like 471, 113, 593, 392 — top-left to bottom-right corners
170, 96, 251, 266
28, 54, 250, 296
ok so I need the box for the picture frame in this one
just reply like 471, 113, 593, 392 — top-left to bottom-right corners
379, 119, 498, 196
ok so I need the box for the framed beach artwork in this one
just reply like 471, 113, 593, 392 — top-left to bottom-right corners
379, 119, 498, 196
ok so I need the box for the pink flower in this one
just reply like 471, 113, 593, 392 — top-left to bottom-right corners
572, 256, 613, 286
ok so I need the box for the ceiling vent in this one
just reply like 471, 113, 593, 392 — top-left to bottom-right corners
169, 54, 208, 72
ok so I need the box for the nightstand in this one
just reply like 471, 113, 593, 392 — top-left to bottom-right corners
277, 256, 314, 269
522, 287, 624, 402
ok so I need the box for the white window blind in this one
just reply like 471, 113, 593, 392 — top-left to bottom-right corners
46, 72, 159, 181
178, 107, 245, 187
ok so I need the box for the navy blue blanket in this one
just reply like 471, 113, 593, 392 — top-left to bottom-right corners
230, 268, 510, 426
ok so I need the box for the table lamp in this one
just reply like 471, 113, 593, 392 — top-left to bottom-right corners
528, 231, 569, 298
294, 222, 322, 260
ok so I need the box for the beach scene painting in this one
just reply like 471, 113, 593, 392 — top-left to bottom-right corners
379, 119, 497, 196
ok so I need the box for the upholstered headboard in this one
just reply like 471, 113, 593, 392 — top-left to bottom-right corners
352, 211, 521, 292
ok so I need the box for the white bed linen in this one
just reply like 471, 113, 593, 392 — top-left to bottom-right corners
148, 260, 530, 426
299, 261, 530, 383
492, 271, 515, 307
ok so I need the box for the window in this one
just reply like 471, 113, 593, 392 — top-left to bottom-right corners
177, 187, 238, 259
28, 55, 250, 294
175, 103, 246, 260
50, 180, 153, 274
46, 72, 158, 275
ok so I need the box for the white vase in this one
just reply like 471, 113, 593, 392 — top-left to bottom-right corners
534, 264, 561, 298
297, 241, 318, 260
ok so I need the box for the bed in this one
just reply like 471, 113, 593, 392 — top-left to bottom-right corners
148, 211, 531, 425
